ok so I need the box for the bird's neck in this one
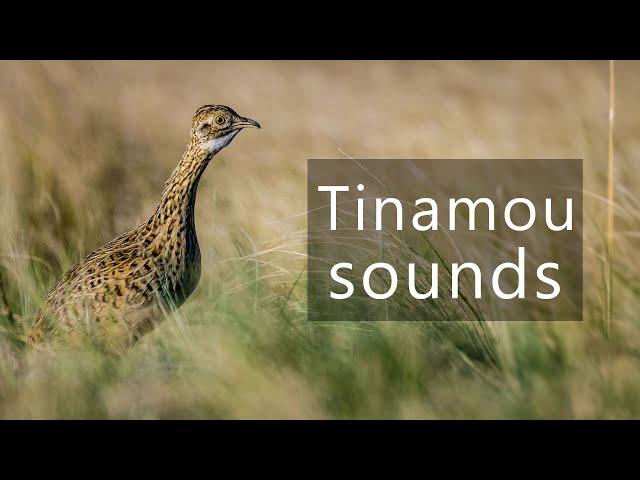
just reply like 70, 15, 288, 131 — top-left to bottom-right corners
153, 144, 213, 230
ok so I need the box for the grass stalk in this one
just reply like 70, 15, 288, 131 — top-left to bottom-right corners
0, 268, 17, 326
605, 60, 616, 338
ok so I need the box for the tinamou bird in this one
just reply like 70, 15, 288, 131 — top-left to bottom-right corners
27, 105, 260, 353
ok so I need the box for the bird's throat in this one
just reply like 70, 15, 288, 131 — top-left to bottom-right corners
200, 130, 239, 154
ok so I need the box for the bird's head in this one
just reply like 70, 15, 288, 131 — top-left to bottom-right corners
190, 104, 260, 154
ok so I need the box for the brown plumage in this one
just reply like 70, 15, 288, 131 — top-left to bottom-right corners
27, 105, 260, 353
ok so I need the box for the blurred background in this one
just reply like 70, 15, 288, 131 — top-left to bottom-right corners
0, 61, 639, 418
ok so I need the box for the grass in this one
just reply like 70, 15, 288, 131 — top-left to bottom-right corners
605, 60, 616, 339
1, 60, 640, 418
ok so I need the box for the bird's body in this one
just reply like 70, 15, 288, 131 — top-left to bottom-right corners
27, 105, 260, 352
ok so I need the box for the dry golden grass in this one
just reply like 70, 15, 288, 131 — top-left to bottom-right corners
1, 60, 640, 418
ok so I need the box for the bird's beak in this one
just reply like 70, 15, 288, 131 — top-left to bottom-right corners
233, 116, 261, 129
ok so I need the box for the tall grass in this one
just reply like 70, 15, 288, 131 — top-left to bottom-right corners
0, 61, 639, 418
604, 60, 616, 339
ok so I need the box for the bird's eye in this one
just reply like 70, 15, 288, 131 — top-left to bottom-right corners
215, 115, 226, 126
